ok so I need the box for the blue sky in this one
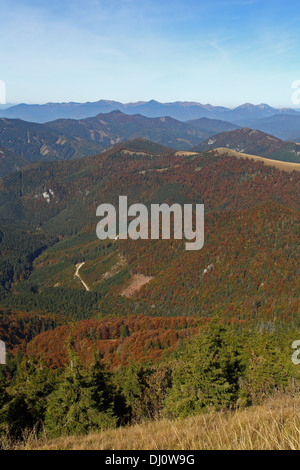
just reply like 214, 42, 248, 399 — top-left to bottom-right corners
1, 0, 300, 107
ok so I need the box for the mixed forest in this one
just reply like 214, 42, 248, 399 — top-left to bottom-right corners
0, 139, 299, 445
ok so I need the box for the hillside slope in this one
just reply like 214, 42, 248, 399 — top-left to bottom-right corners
187, 117, 239, 132
192, 128, 300, 163
0, 117, 101, 165
0, 141, 298, 326
237, 114, 300, 141
211, 148, 300, 172
23, 394, 300, 450
46, 110, 218, 150
0, 113, 244, 176
0, 144, 28, 176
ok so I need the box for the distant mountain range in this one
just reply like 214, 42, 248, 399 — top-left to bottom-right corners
1, 110, 300, 177
0, 111, 245, 176
0, 100, 228, 122
235, 114, 300, 142
192, 128, 300, 163
1, 99, 299, 127
218, 103, 300, 122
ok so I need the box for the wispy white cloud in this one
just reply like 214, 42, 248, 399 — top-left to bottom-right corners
0, 0, 300, 106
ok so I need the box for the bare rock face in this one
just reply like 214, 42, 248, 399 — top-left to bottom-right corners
0, 340, 5, 364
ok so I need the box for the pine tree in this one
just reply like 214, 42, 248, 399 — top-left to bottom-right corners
165, 318, 243, 417
44, 353, 117, 438
13, 357, 58, 423
0, 357, 58, 437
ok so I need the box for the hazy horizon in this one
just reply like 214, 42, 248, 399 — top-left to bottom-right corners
1, 99, 300, 111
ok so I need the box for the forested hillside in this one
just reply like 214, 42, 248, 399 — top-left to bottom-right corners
193, 128, 300, 163
0, 141, 298, 321
0, 145, 28, 177
0, 118, 102, 168
0, 139, 299, 445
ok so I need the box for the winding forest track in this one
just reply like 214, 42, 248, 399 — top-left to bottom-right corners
75, 262, 90, 291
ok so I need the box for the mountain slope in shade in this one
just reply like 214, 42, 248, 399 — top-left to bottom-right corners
192, 128, 300, 163
0, 117, 104, 164
187, 117, 239, 133
45, 110, 218, 150
0, 144, 28, 176
0, 113, 242, 175
236, 114, 300, 141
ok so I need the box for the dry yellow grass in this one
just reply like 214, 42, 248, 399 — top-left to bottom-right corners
21, 394, 300, 450
213, 147, 300, 172
175, 151, 199, 156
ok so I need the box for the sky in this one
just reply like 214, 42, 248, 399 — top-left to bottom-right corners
1, 0, 300, 107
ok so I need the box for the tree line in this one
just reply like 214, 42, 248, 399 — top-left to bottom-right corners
0, 318, 299, 445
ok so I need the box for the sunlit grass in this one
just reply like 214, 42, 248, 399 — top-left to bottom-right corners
16, 393, 300, 451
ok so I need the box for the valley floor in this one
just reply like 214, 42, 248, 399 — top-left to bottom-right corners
20, 394, 300, 450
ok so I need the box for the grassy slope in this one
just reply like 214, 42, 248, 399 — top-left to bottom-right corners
212, 148, 300, 172
21, 394, 300, 450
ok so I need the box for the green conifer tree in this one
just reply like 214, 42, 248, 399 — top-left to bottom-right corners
44, 351, 117, 438
165, 318, 243, 417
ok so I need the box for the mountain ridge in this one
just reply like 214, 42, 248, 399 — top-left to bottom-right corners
0, 117, 102, 167
236, 114, 300, 141
192, 127, 300, 163
1, 99, 299, 123
0, 112, 245, 177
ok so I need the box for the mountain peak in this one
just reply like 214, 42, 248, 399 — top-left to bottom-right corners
191, 126, 300, 163
236, 103, 273, 110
